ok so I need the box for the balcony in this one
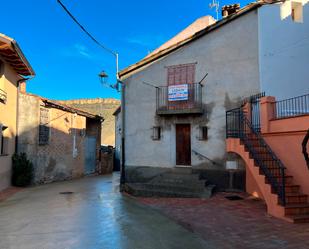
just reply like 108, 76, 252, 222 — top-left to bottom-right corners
156, 83, 203, 115
0, 89, 7, 104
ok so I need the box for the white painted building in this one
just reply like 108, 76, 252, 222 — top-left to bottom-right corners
118, 1, 309, 185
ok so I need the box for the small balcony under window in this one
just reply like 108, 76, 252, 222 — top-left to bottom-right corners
156, 83, 203, 115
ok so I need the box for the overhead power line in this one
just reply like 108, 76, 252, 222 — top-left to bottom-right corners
57, 0, 116, 56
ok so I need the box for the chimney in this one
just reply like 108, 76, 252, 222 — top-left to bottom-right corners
20, 81, 26, 93
222, 4, 240, 18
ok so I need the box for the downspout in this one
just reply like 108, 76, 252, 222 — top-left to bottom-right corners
15, 76, 34, 154
120, 82, 126, 189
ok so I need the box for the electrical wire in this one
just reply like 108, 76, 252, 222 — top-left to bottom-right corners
57, 0, 116, 56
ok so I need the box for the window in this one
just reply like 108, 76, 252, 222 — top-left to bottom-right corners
0, 124, 9, 155
39, 108, 50, 145
291, 1, 303, 23
198, 126, 208, 141
167, 63, 196, 85
152, 126, 161, 140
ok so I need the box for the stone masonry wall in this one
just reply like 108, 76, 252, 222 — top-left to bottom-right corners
18, 93, 91, 184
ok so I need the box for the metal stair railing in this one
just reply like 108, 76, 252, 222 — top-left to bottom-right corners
226, 108, 286, 206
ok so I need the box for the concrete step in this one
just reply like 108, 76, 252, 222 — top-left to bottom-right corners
142, 183, 206, 193
284, 203, 309, 216
149, 173, 202, 186
285, 214, 309, 224
125, 183, 215, 199
279, 194, 308, 205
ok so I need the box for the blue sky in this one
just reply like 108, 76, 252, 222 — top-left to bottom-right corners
2, 0, 252, 100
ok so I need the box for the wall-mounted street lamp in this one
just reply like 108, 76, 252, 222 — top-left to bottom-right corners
98, 55, 126, 189
98, 70, 109, 85
57, 0, 126, 189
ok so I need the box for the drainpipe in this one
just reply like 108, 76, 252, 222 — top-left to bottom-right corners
15, 76, 34, 154
120, 82, 126, 189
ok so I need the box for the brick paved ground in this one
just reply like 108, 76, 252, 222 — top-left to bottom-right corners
136, 193, 309, 249
0, 187, 23, 202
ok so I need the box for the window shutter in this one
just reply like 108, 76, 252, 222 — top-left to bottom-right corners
167, 64, 196, 85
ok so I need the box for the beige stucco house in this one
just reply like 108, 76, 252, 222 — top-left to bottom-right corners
0, 34, 35, 191
118, 1, 309, 192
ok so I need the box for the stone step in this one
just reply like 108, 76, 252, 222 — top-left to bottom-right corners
279, 194, 308, 205
142, 183, 206, 193
125, 183, 215, 199
285, 214, 309, 224
284, 203, 309, 216
149, 173, 202, 186
265, 175, 293, 185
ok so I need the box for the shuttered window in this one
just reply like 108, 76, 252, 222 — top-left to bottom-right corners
167, 63, 196, 85
39, 108, 50, 145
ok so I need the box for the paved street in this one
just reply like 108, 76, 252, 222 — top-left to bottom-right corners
2, 174, 309, 249
138, 194, 309, 249
0, 174, 211, 249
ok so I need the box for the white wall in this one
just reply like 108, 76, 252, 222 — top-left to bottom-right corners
123, 11, 261, 169
258, 1, 309, 100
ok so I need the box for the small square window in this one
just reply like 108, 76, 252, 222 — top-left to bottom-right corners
198, 126, 208, 141
291, 1, 303, 23
152, 127, 161, 140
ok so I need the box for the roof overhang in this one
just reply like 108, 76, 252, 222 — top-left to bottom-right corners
0, 34, 35, 76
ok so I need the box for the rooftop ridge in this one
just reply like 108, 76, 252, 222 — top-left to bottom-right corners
58, 98, 120, 105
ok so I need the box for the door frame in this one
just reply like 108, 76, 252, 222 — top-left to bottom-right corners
175, 123, 192, 167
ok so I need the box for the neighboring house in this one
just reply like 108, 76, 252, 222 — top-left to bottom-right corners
18, 91, 103, 184
59, 98, 120, 146
0, 33, 35, 191
113, 106, 121, 171
118, 1, 309, 190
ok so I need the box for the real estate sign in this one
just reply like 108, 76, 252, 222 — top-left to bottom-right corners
168, 84, 188, 101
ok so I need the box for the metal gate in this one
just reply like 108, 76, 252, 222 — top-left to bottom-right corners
84, 136, 96, 175
243, 92, 265, 133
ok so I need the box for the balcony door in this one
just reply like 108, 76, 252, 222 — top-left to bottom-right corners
167, 63, 196, 110
176, 124, 191, 166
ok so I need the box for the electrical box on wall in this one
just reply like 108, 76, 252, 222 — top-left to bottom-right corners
226, 161, 238, 170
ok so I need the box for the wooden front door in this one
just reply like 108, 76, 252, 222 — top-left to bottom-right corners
176, 124, 191, 166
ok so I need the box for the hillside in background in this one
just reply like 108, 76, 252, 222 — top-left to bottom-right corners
59, 98, 120, 146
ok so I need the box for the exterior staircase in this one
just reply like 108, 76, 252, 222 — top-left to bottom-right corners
125, 168, 215, 198
226, 108, 309, 223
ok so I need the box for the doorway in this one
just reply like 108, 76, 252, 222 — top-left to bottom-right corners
176, 124, 191, 166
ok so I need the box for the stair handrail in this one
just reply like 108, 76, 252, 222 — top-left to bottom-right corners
239, 112, 286, 206
192, 149, 221, 166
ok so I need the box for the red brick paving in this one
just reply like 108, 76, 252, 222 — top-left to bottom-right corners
0, 187, 23, 202
136, 193, 309, 249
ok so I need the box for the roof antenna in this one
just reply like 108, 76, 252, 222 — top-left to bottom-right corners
209, 0, 220, 21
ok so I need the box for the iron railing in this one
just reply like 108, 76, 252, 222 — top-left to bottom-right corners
274, 93, 309, 119
0, 88, 7, 103
226, 108, 286, 206
156, 83, 203, 115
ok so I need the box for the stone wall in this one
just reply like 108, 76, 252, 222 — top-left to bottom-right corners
59, 98, 120, 146
18, 93, 101, 184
